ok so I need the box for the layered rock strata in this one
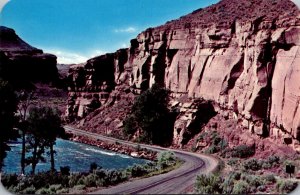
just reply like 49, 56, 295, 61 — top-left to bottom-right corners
66, 0, 300, 147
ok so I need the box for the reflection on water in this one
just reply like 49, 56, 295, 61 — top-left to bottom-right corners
3, 138, 147, 174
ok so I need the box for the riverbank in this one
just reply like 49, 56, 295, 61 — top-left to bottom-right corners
67, 132, 157, 161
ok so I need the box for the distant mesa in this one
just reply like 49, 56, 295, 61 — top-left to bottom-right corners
0, 26, 59, 88
0, 26, 41, 52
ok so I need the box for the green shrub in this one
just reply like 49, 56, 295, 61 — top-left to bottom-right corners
56, 188, 69, 194
94, 169, 107, 179
220, 148, 230, 158
205, 145, 219, 154
15, 181, 27, 192
157, 151, 176, 168
212, 136, 222, 145
232, 180, 250, 194
7, 185, 19, 194
21, 185, 36, 194
121, 169, 131, 180
49, 184, 62, 192
211, 131, 219, 139
276, 180, 298, 194
268, 156, 280, 164
243, 158, 262, 171
229, 172, 241, 180
246, 175, 265, 188
227, 158, 239, 166
27, 171, 69, 189
84, 174, 97, 187
221, 176, 234, 193
68, 173, 83, 187
194, 174, 223, 194
95, 178, 106, 187
231, 145, 255, 158
262, 162, 272, 169
263, 174, 276, 184
73, 184, 86, 191
131, 164, 148, 177
77, 177, 85, 185
262, 156, 280, 169
107, 169, 122, 185
218, 139, 228, 149
36, 187, 52, 194
220, 171, 241, 193
94, 169, 109, 186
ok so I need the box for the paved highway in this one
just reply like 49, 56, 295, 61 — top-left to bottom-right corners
64, 125, 219, 194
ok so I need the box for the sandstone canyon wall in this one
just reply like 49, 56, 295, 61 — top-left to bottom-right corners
66, 0, 300, 147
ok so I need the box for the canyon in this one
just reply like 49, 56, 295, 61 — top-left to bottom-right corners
65, 0, 299, 150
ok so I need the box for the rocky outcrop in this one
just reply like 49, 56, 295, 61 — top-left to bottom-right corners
66, 0, 300, 148
0, 26, 58, 87
171, 98, 216, 147
66, 49, 129, 120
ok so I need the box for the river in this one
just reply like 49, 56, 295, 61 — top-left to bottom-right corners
3, 138, 148, 174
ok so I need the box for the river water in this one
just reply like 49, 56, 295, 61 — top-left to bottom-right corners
3, 138, 148, 174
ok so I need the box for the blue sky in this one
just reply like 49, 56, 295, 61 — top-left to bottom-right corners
0, 0, 219, 64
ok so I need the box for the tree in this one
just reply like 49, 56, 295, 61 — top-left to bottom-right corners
26, 106, 64, 174
0, 79, 18, 171
42, 107, 64, 172
16, 90, 36, 174
123, 84, 173, 145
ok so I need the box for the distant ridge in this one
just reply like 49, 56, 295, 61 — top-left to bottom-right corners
0, 26, 41, 52
154, 0, 299, 31
0, 26, 58, 86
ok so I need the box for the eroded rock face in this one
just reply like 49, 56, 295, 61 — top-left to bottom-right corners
66, 0, 300, 147
172, 98, 216, 147
0, 26, 58, 87
66, 49, 129, 120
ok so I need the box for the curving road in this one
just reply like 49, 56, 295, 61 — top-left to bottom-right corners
64, 126, 219, 194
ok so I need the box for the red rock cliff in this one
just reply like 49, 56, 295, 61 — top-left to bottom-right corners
66, 0, 300, 147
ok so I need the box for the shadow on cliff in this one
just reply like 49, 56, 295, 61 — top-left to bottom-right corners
152, 110, 178, 147
181, 100, 217, 146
